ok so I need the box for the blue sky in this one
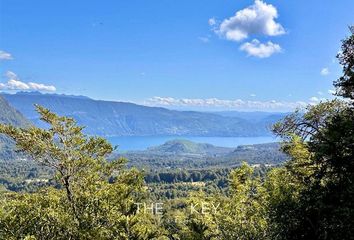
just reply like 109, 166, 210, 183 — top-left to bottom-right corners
0, 0, 353, 111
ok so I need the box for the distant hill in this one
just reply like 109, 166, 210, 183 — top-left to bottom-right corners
218, 142, 288, 166
213, 111, 287, 123
146, 139, 232, 156
0, 96, 31, 160
120, 140, 287, 169
2, 92, 277, 137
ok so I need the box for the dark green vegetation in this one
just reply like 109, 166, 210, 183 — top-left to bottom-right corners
0, 161, 55, 193
0, 27, 353, 239
2, 91, 283, 137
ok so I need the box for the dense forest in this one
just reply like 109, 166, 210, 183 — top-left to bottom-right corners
0, 27, 353, 239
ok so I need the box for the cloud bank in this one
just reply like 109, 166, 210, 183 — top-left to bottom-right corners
0, 71, 56, 92
144, 96, 310, 111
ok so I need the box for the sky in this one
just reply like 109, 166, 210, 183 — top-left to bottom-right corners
0, 0, 353, 111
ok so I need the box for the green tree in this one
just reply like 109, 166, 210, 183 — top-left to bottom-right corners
0, 105, 160, 240
271, 26, 354, 239
335, 26, 354, 99
175, 163, 269, 240
216, 163, 269, 239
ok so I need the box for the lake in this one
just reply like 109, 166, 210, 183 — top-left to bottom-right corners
107, 136, 278, 151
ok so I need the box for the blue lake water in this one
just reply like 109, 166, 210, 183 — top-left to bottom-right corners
107, 136, 278, 151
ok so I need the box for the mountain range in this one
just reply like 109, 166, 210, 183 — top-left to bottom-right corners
0, 92, 288, 166
0, 95, 31, 160
1, 92, 285, 137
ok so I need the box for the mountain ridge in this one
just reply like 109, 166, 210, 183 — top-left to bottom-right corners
0, 95, 31, 160
2, 92, 280, 137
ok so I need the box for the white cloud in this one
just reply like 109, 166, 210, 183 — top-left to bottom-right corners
240, 39, 281, 58
320, 67, 330, 76
317, 91, 323, 95
0, 71, 56, 92
309, 96, 319, 102
198, 36, 210, 43
309, 96, 327, 104
250, 93, 256, 97
6, 79, 31, 90
216, 0, 285, 42
144, 96, 309, 111
0, 50, 13, 60
328, 89, 336, 95
28, 82, 56, 92
5, 71, 18, 79
208, 18, 216, 26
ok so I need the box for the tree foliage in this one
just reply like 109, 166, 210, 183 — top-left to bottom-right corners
0, 105, 160, 240
269, 26, 354, 239
335, 26, 354, 99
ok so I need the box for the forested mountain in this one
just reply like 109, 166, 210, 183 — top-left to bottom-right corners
221, 142, 287, 165
121, 140, 287, 169
213, 111, 288, 122
0, 96, 30, 160
0, 95, 30, 127
145, 139, 232, 156
2, 92, 276, 137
